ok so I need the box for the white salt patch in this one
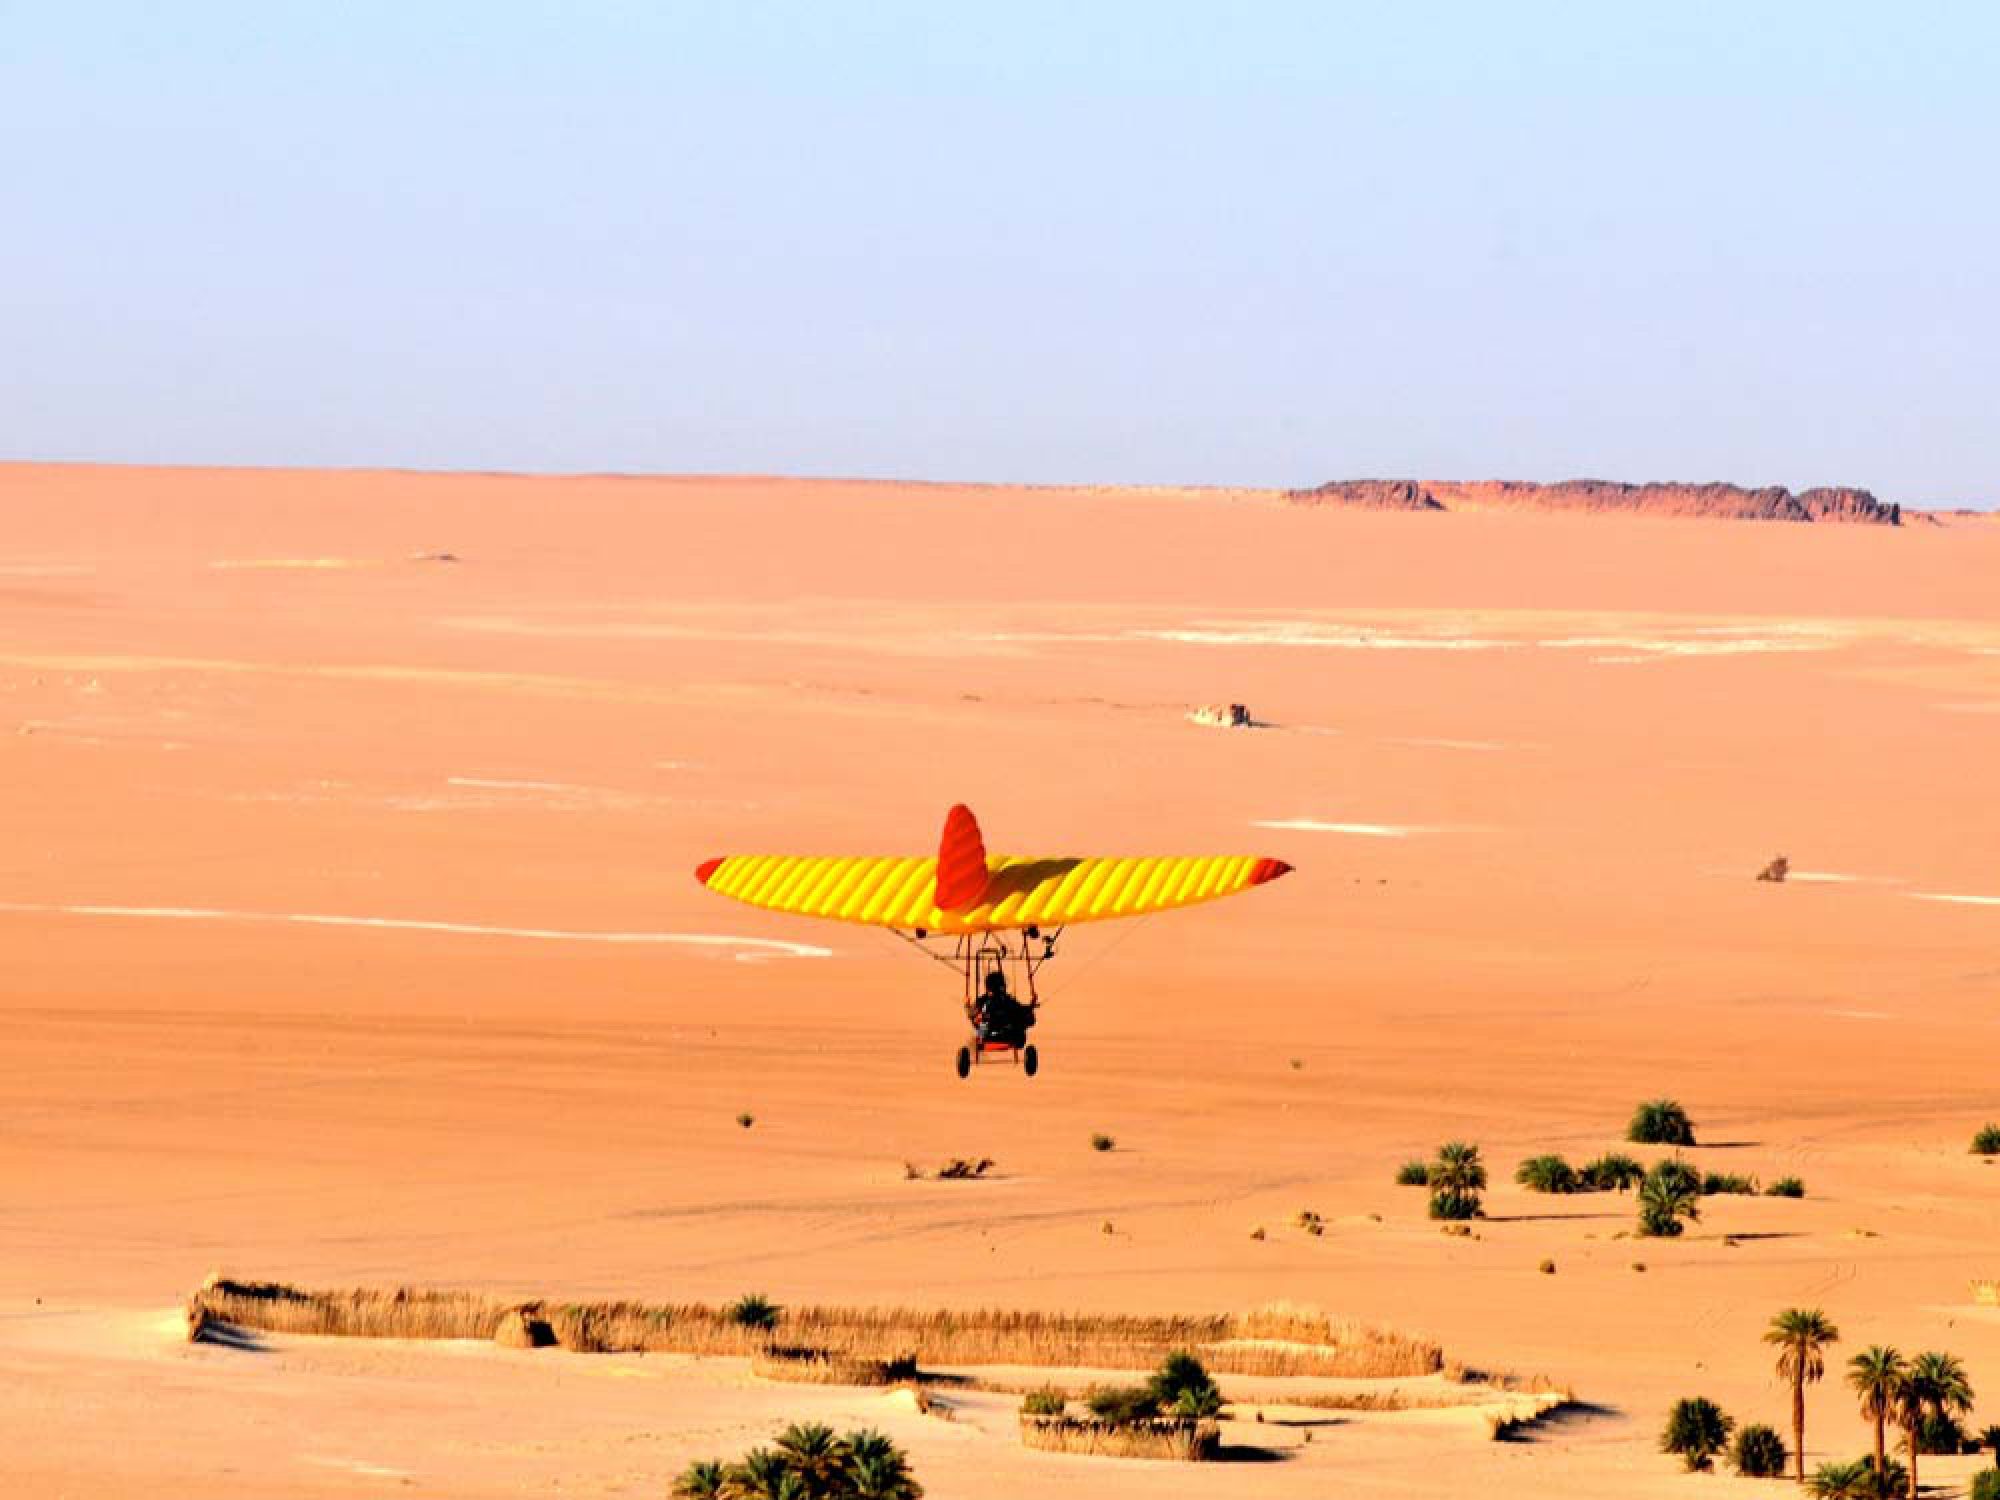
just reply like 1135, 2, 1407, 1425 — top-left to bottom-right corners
1911, 892, 2000, 908
0, 902, 831, 961
447, 776, 591, 793
1387, 737, 1508, 752
1139, 624, 1511, 651
1254, 819, 1422, 838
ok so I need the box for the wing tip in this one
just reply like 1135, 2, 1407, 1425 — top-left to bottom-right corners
694, 856, 725, 886
1250, 857, 1293, 886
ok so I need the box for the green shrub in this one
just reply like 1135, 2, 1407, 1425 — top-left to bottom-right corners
1730, 1422, 1788, 1478
1765, 1176, 1806, 1198
1974, 1123, 2000, 1156
685, 1427, 923, 1500
671, 1458, 729, 1498
1916, 1410, 1970, 1455
1970, 1468, 2000, 1500
1638, 1161, 1701, 1238
726, 1293, 781, 1331
1701, 1172, 1757, 1196
1649, 1157, 1702, 1198
1427, 1142, 1486, 1219
1428, 1189, 1483, 1221
1395, 1159, 1431, 1187
1661, 1396, 1734, 1471
1809, 1455, 1906, 1498
1020, 1386, 1066, 1417
1090, 1133, 1115, 1153
1147, 1350, 1222, 1416
1086, 1384, 1161, 1425
1515, 1154, 1579, 1194
1578, 1152, 1645, 1191
1629, 1098, 1697, 1147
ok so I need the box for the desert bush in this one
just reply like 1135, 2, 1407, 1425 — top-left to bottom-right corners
1971, 1468, 2000, 1500
1294, 1209, 1325, 1235
671, 1457, 729, 1498
1020, 1385, 1067, 1416
736, 1112, 755, 1129
1730, 1422, 1789, 1478
1086, 1384, 1162, 1425
1766, 1177, 1806, 1198
1629, 1099, 1698, 1147
1515, 1155, 1579, 1194
1981, 1424, 2000, 1465
1661, 1396, 1734, 1471
1807, 1458, 1874, 1498
1915, 1410, 1971, 1455
1428, 1142, 1486, 1220
1578, 1152, 1646, 1191
1538, 1258, 1556, 1275
1395, 1159, 1431, 1187
678, 1425, 923, 1499
1148, 1351, 1223, 1417
1090, 1133, 1115, 1153
1702, 1172, 1758, 1196
936, 1157, 994, 1179
1429, 1190, 1483, 1221
1973, 1123, 2000, 1156
1638, 1161, 1701, 1238
729, 1293, 782, 1331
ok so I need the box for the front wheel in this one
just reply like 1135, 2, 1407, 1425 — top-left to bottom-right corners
954, 1045, 972, 1079
1022, 1044, 1039, 1078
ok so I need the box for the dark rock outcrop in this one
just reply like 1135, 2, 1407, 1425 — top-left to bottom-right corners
1286, 478, 1901, 525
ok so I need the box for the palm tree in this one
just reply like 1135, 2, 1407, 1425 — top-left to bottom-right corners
1661, 1396, 1734, 1471
1766, 1308, 1840, 1482
1897, 1351, 1975, 1499
1427, 1141, 1487, 1220
671, 1458, 729, 1499
772, 1422, 846, 1499
1847, 1345, 1906, 1482
1636, 1163, 1700, 1237
728, 1448, 805, 1500
1807, 1458, 1875, 1499
844, 1430, 924, 1500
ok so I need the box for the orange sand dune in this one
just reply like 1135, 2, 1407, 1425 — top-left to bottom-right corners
2, 463, 1998, 1497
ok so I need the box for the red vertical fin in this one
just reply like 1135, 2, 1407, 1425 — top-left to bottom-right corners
934, 803, 991, 911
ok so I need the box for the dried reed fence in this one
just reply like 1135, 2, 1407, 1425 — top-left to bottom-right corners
1019, 1413, 1221, 1461
187, 1278, 1441, 1378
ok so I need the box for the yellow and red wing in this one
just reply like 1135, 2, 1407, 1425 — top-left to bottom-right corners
694, 849, 1291, 933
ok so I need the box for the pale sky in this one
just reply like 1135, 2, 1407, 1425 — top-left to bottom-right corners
4, 3, 1996, 504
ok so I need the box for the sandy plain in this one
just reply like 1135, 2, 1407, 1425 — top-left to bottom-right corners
2, 463, 1998, 1496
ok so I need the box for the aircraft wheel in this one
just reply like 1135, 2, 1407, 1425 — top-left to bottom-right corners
954, 1046, 971, 1079
1022, 1044, 1039, 1078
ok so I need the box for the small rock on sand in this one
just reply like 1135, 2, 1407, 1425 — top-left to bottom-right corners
1189, 703, 1256, 729
1756, 855, 1789, 882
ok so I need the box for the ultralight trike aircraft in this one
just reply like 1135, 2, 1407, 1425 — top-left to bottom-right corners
695, 805, 1292, 1077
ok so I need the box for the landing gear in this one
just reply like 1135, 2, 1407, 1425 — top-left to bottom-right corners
904, 925, 1061, 1083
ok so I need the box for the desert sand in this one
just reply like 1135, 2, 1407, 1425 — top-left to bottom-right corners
3, 462, 1998, 1497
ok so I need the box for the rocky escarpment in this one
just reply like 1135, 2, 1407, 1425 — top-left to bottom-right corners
1287, 478, 1902, 525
